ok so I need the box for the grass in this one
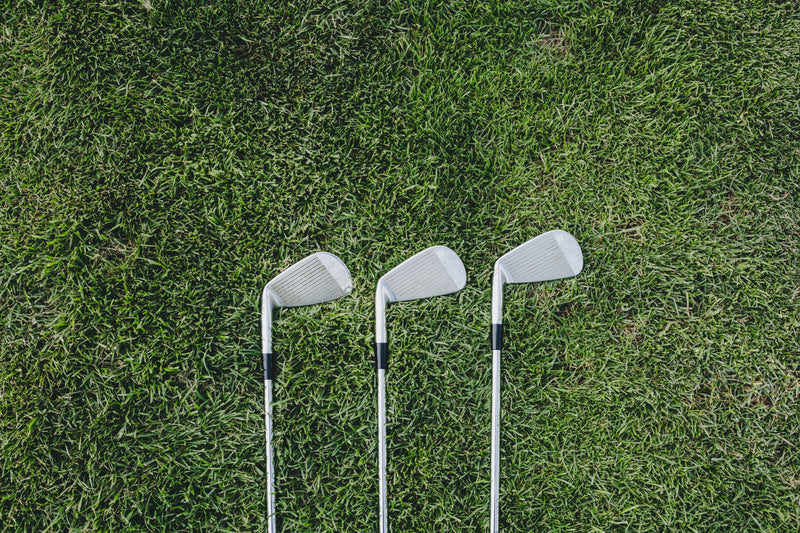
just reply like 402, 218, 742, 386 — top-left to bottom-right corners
1, 0, 799, 531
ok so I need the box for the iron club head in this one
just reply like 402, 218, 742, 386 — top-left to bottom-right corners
379, 245, 467, 302
491, 230, 583, 325
263, 252, 352, 309
261, 251, 352, 355
496, 229, 583, 286
375, 245, 467, 343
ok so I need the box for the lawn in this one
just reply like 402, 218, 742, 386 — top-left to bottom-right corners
1, 0, 799, 531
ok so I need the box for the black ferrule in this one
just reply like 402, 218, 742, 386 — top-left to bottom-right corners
376, 343, 388, 370
263, 353, 274, 381
491, 324, 503, 351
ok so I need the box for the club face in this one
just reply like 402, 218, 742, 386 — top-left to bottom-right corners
265, 252, 352, 308
498, 230, 583, 284
379, 245, 467, 302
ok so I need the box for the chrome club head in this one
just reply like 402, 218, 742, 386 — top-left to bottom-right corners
496, 229, 583, 285
492, 230, 583, 324
263, 252, 353, 309
376, 245, 467, 342
379, 245, 467, 301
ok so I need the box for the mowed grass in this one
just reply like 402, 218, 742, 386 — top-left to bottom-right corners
1, 0, 799, 531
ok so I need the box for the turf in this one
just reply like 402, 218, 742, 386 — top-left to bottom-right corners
1, 0, 799, 531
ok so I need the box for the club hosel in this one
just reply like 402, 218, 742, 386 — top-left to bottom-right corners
376, 279, 396, 343
491, 259, 507, 327
375, 280, 391, 370
261, 287, 278, 361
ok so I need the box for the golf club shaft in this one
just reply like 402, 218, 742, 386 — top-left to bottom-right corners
262, 295, 276, 533
375, 286, 389, 533
490, 348, 501, 533
265, 378, 276, 533
490, 268, 504, 533
378, 367, 388, 533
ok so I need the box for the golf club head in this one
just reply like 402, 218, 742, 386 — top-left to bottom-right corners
491, 230, 582, 326
261, 252, 352, 355
496, 230, 583, 285
378, 245, 467, 303
374, 245, 466, 345
264, 252, 352, 309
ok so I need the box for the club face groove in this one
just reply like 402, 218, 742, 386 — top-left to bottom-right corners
497, 230, 583, 285
265, 252, 352, 308
379, 245, 467, 302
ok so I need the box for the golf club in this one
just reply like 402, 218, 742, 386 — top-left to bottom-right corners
261, 252, 352, 533
489, 230, 583, 532
375, 245, 467, 533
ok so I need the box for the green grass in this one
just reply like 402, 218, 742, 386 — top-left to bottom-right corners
2, 0, 799, 531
